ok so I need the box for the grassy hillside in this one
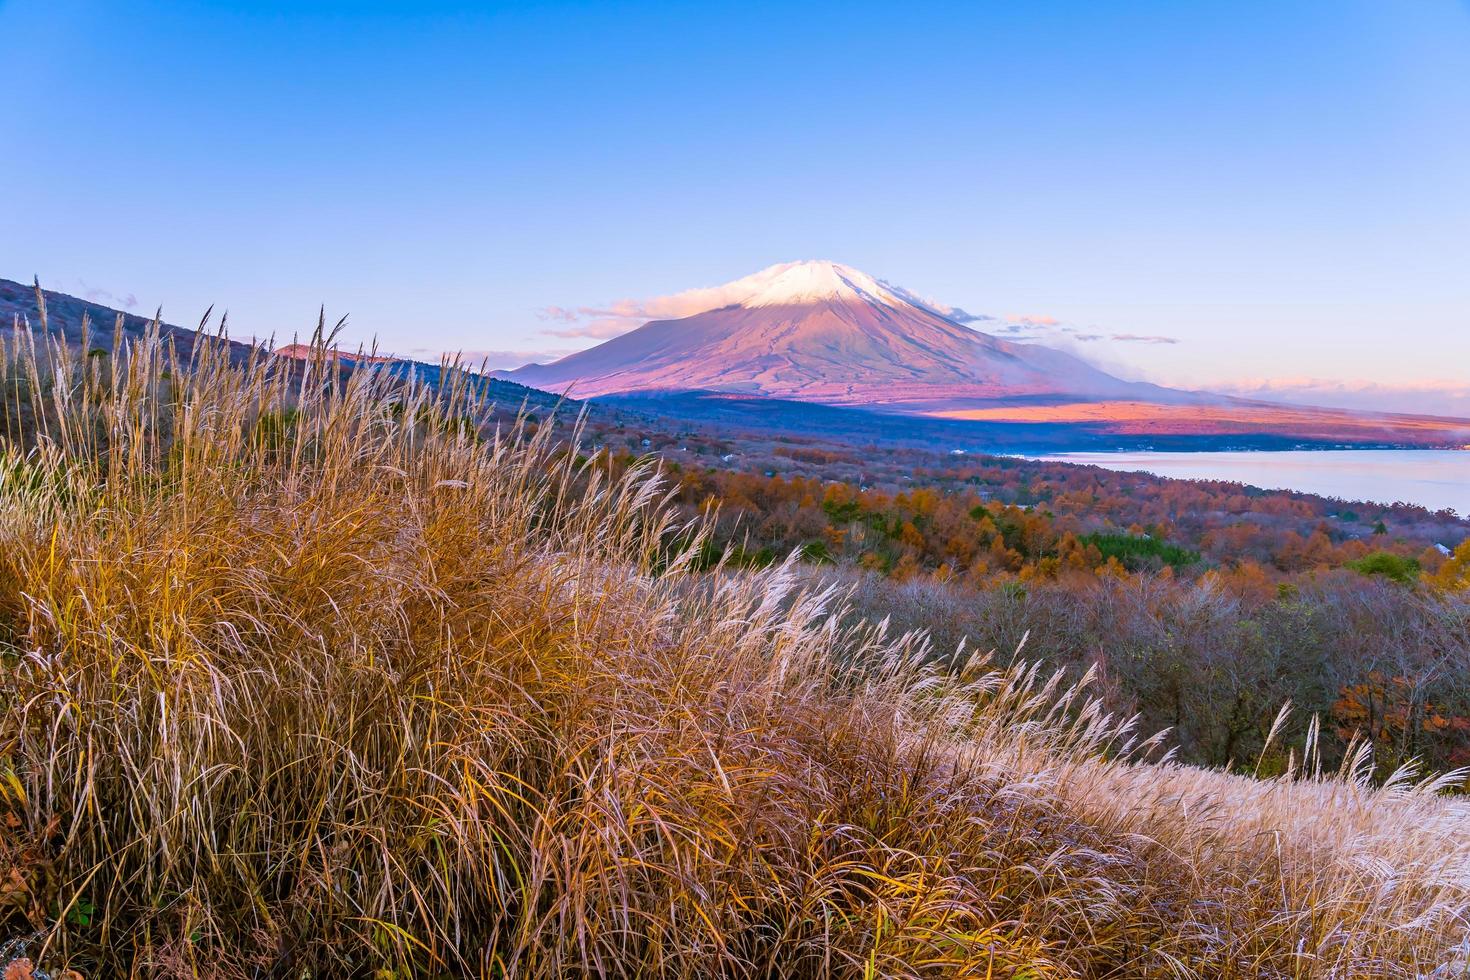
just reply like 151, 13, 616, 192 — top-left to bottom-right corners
1, 326, 1467, 978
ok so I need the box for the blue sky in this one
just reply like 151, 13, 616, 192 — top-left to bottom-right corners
4, 0, 1468, 410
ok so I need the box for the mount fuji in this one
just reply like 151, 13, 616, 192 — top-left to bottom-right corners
502, 261, 1470, 446
505, 260, 1183, 410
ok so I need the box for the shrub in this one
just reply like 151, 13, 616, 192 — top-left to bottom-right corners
1079, 531, 1200, 570
1347, 551, 1421, 585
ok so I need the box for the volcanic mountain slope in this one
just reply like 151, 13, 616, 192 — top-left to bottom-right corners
506, 260, 1184, 408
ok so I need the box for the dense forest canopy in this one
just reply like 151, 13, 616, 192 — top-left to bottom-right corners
572, 421, 1470, 777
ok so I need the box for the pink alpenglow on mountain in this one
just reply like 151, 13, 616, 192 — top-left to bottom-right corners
501, 261, 1470, 445
504, 260, 1177, 410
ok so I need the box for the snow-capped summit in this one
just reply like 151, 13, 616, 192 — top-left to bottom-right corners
505, 261, 1179, 410
716, 260, 903, 310
647, 259, 965, 320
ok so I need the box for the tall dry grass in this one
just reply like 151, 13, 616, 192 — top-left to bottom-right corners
0, 306, 1467, 977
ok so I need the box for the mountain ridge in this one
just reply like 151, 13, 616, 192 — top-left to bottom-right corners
505, 260, 1191, 408
6, 272, 1467, 449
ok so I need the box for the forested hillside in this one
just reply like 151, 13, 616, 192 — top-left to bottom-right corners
572, 433, 1470, 775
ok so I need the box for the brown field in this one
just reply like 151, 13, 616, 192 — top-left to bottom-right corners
2, 321, 1468, 977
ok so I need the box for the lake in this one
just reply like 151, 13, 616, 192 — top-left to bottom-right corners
1029, 449, 1470, 515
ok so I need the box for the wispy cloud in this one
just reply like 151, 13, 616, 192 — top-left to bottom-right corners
78, 280, 138, 311
1109, 333, 1180, 345
541, 317, 642, 340
994, 316, 1180, 347
1004, 313, 1060, 327
944, 308, 992, 324
535, 280, 773, 340
994, 315, 1076, 337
